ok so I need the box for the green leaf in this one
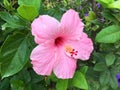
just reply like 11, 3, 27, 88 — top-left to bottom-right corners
100, 86, 109, 90
102, 10, 119, 24
85, 11, 96, 22
3, 0, 14, 11
79, 66, 88, 74
94, 62, 107, 71
0, 33, 30, 78
109, 72, 118, 89
17, 5, 38, 21
93, 52, 105, 62
0, 12, 25, 29
97, 0, 114, 4
112, 13, 120, 22
99, 71, 110, 86
96, 0, 114, 6
18, 0, 41, 11
30, 70, 44, 83
0, 78, 10, 90
97, 0, 120, 9
31, 84, 46, 90
16, 69, 31, 84
9, 69, 32, 90
48, 73, 58, 82
105, 53, 116, 66
10, 79, 24, 90
108, 0, 120, 9
95, 25, 120, 43
56, 79, 68, 90
71, 71, 88, 89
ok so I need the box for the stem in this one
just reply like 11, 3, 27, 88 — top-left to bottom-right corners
92, 0, 96, 12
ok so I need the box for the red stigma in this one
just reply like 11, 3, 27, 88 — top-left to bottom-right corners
70, 49, 78, 57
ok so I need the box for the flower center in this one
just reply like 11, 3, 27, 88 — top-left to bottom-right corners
65, 45, 78, 58
55, 37, 63, 46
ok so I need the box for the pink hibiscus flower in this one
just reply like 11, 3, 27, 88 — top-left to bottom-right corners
30, 9, 93, 79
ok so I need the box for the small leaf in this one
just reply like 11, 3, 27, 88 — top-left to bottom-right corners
10, 79, 24, 90
0, 12, 25, 29
71, 71, 88, 89
102, 10, 119, 24
3, 0, 14, 11
100, 86, 109, 90
48, 73, 58, 82
105, 53, 116, 66
30, 70, 44, 83
16, 69, 31, 84
99, 71, 110, 86
31, 84, 46, 90
56, 79, 68, 90
17, 5, 38, 21
109, 72, 118, 89
79, 66, 88, 74
18, 0, 41, 11
85, 11, 96, 22
95, 25, 120, 43
0, 78, 10, 90
94, 62, 107, 71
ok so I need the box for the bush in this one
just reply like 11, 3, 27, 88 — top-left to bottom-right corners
0, 0, 120, 90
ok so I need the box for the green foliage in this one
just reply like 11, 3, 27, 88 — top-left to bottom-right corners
0, 33, 30, 78
17, 0, 41, 21
102, 10, 119, 24
109, 71, 118, 89
0, 78, 10, 90
95, 25, 120, 43
96, 0, 114, 5
79, 66, 88, 74
99, 70, 118, 90
97, 0, 120, 10
56, 79, 68, 90
105, 53, 116, 66
3, 0, 14, 11
18, 0, 41, 11
94, 62, 107, 72
108, 0, 120, 9
17, 5, 38, 21
0, 12, 25, 30
85, 11, 96, 22
99, 71, 110, 86
10, 79, 24, 90
70, 71, 88, 89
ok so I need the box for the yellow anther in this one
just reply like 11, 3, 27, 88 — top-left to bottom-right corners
65, 45, 73, 52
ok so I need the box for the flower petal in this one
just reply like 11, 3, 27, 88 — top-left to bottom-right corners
60, 9, 84, 40
53, 47, 77, 79
64, 32, 93, 60
31, 15, 60, 44
30, 43, 56, 75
